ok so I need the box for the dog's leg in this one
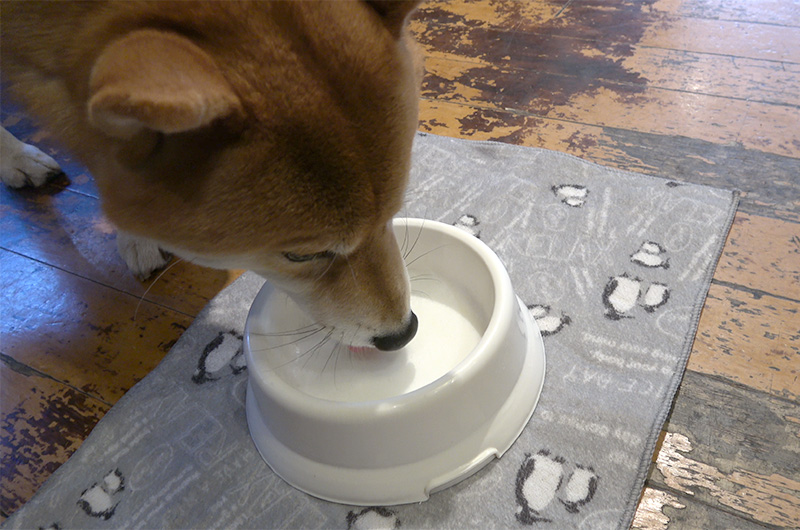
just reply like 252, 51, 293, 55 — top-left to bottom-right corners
0, 126, 64, 188
116, 230, 173, 280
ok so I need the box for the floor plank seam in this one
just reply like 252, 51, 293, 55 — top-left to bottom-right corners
5, 180, 101, 201
418, 96, 800, 158
422, 54, 800, 109
0, 246, 199, 320
683, 368, 799, 408
0, 352, 113, 408
57, 185, 100, 201
416, 21, 800, 67
710, 278, 800, 305
552, 0, 576, 19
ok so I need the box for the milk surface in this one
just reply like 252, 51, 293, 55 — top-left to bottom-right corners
255, 272, 486, 402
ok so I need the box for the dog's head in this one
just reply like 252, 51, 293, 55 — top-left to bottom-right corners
83, 1, 422, 349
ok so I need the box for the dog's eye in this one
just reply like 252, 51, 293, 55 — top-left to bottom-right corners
283, 251, 335, 263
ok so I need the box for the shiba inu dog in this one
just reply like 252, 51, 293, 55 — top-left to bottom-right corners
1, 1, 422, 351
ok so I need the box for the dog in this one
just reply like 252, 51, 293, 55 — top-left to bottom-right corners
1, 0, 422, 351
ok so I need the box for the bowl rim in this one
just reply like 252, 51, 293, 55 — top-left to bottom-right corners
244, 218, 517, 418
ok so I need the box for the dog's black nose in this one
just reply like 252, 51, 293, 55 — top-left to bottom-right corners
372, 311, 418, 351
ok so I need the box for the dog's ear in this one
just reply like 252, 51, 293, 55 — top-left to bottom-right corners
366, 1, 421, 37
88, 30, 242, 138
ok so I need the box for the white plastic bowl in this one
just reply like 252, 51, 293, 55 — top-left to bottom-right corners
244, 218, 545, 505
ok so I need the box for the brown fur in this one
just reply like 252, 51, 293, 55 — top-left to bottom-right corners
1, 1, 422, 349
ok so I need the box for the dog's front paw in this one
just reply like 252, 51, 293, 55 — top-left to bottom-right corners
116, 231, 172, 280
0, 127, 64, 188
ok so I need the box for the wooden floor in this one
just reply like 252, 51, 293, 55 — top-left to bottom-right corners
1, 0, 798, 527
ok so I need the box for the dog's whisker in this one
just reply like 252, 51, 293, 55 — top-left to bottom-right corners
405, 243, 447, 268
403, 223, 425, 261
254, 328, 331, 372
133, 257, 184, 321
249, 326, 327, 353
332, 333, 347, 388
302, 329, 334, 370
410, 273, 440, 282
314, 253, 338, 282
399, 213, 410, 258
249, 323, 324, 338
346, 324, 362, 370
344, 255, 358, 286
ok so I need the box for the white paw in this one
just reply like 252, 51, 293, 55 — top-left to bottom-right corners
0, 127, 63, 188
116, 231, 172, 279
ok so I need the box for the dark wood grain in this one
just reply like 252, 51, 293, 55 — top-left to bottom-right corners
648, 371, 800, 528
0, 360, 110, 516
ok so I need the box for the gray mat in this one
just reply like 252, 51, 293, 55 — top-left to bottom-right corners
4, 133, 738, 529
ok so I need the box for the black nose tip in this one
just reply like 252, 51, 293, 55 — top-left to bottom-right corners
372, 311, 418, 351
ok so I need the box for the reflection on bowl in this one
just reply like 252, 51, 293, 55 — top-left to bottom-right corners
244, 218, 546, 505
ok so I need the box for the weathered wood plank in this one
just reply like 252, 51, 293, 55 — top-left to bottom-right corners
411, 23, 800, 107
652, 0, 800, 25
594, 127, 800, 222
419, 55, 800, 158
0, 249, 194, 404
632, 486, 768, 529
414, 0, 800, 62
412, 0, 567, 31
688, 282, 800, 402
648, 370, 800, 528
0, 183, 239, 318
716, 213, 800, 301
0, 361, 110, 517
638, 16, 800, 63
418, 100, 800, 221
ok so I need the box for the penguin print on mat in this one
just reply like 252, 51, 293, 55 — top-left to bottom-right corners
77, 469, 125, 520
603, 242, 671, 320
515, 450, 599, 525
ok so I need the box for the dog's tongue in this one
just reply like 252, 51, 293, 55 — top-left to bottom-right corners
348, 345, 378, 354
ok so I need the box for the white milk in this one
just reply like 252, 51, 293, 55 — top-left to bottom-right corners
260, 272, 486, 402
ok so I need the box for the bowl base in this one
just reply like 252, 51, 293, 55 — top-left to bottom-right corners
245, 296, 545, 506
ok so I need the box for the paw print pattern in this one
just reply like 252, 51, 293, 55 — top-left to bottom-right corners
602, 274, 670, 320
192, 331, 245, 384
515, 451, 598, 525
641, 283, 670, 313
603, 241, 671, 320
630, 241, 670, 269
77, 469, 125, 520
346, 507, 400, 530
552, 184, 588, 207
527, 304, 571, 336
454, 214, 481, 238
602, 274, 641, 320
560, 465, 599, 514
